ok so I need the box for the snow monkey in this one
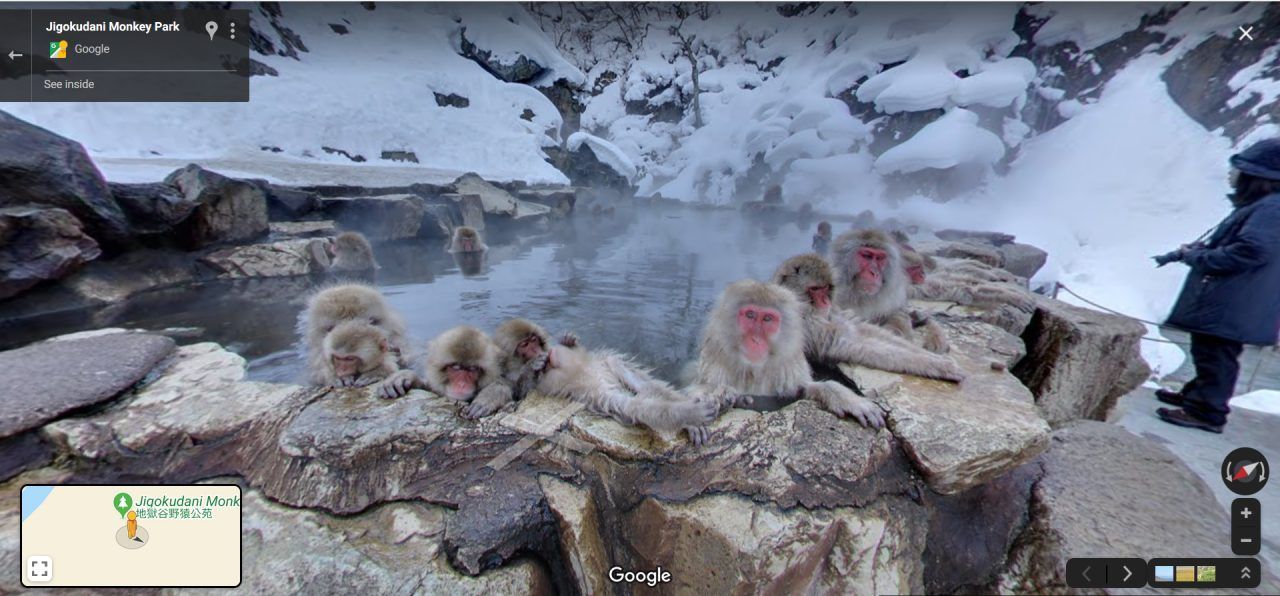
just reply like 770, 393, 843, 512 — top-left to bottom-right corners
812, 221, 832, 255
689, 280, 885, 428
321, 321, 399, 387
377, 326, 502, 404
832, 229, 950, 354
448, 226, 487, 253
329, 231, 378, 272
899, 240, 1035, 312
772, 254, 964, 382
490, 318, 719, 444
301, 283, 409, 385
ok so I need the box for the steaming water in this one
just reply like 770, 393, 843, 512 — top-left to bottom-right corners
1, 204, 824, 385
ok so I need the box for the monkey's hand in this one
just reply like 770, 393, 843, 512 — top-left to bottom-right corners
931, 358, 966, 383
351, 373, 385, 388
558, 331, 579, 348
527, 350, 551, 373
808, 382, 886, 429
377, 370, 420, 399
725, 393, 754, 408
921, 326, 950, 354
332, 375, 361, 388
684, 425, 711, 446
463, 383, 513, 419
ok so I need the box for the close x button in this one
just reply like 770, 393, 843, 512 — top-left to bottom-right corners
1066, 558, 1147, 589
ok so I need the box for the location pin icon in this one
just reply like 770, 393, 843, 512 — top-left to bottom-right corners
113, 492, 132, 519
205, 21, 218, 41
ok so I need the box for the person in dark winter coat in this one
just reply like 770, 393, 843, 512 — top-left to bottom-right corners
1153, 138, 1280, 433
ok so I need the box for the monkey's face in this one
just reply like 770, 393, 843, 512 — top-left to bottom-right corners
330, 339, 384, 378
906, 264, 926, 285
854, 247, 889, 293
516, 334, 545, 361
736, 304, 781, 364
442, 362, 482, 400
806, 284, 832, 312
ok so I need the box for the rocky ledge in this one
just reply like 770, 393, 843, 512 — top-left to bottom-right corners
1, 253, 1265, 594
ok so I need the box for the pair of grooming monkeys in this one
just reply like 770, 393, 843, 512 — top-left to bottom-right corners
305, 228, 980, 444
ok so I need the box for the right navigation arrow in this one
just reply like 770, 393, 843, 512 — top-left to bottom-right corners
1123, 565, 1133, 582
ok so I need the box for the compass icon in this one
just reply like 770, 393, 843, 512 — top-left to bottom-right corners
1222, 447, 1269, 495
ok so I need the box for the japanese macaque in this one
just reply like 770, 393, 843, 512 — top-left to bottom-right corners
773, 254, 964, 382
490, 318, 718, 443
321, 321, 399, 387
689, 280, 886, 428
812, 221, 832, 255
448, 226, 487, 253
446, 318, 575, 418
301, 283, 410, 386
377, 325, 502, 403
831, 229, 911, 333
329, 231, 379, 271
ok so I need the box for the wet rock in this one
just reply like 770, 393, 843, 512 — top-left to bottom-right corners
255, 183, 321, 220
923, 461, 1040, 593
164, 164, 270, 249
41, 342, 308, 469
539, 476, 611, 595
0, 205, 101, 300
544, 145, 634, 198
1013, 298, 1149, 427
453, 173, 552, 220
268, 220, 336, 239
623, 493, 927, 595
994, 421, 1279, 593
999, 242, 1049, 279
320, 194, 426, 240
60, 249, 196, 304
214, 483, 553, 595
434, 91, 471, 108
439, 193, 488, 230
421, 203, 460, 239
516, 188, 576, 217
918, 239, 1005, 268
109, 181, 198, 241
935, 229, 1017, 246
0, 432, 52, 482
458, 29, 546, 83
198, 238, 329, 279
843, 320, 1049, 495
0, 331, 174, 440
0, 110, 131, 248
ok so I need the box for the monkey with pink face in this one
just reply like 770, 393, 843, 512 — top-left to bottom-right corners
773, 254, 964, 382
832, 229, 950, 353
688, 279, 885, 428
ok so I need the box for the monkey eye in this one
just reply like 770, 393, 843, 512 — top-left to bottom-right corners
763, 314, 776, 322
745, 310, 756, 319
369, 317, 381, 325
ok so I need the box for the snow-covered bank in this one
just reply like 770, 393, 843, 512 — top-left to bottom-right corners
898, 54, 1235, 378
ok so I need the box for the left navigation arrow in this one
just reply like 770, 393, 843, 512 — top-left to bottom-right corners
7, 50, 22, 60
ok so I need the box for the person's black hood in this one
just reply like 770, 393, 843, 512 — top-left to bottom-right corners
1231, 138, 1280, 181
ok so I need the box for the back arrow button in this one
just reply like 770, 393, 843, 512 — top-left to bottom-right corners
7, 51, 22, 60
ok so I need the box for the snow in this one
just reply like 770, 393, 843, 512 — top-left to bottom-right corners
0, 3, 571, 185
1234, 390, 1280, 415
895, 53, 1235, 379
450, 3, 586, 88
875, 109, 1005, 174
1028, 3, 1167, 51
566, 132, 638, 181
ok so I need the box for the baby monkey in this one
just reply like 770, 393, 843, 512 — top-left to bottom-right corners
322, 321, 399, 388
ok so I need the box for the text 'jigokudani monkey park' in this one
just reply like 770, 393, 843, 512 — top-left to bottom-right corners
4, 1, 1280, 594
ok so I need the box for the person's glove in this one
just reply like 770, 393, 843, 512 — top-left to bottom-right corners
1153, 249, 1184, 267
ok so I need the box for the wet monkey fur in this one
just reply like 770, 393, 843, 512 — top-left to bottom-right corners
689, 280, 885, 428
321, 321, 400, 388
832, 229, 950, 353
773, 254, 964, 382
301, 283, 409, 386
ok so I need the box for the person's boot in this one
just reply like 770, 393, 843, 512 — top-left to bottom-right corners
1156, 407, 1224, 434
1154, 388, 1185, 406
